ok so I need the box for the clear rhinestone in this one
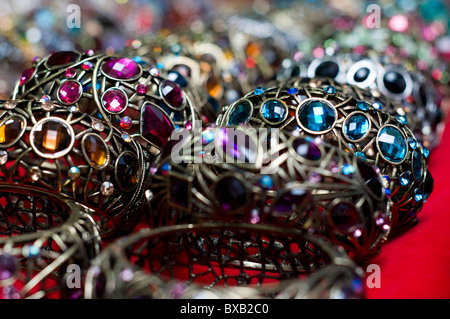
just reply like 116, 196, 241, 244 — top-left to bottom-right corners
29, 167, 42, 181
100, 181, 114, 196
4, 101, 17, 110
92, 121, 105, 132
0, 151, 7, 165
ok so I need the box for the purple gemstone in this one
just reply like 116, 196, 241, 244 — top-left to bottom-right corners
214, 176, 247, 211
19, 68, 35, 86
160, 80, 185, 109
47, 51, 79, 67
102, 88, 128, 113
58, 80, 82, 104
136, 84, 147, 95
0, 254, 17, 280
292, 137, 322, 161
101, 58, 141, 80
141, 104, 174, 149
330, 202, 360, 232
272, 188, 309, 215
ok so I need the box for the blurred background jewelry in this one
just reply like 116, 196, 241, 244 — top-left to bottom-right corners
0, 99, 147, 237
84, 223, 365, 299
0, 195, 101, 299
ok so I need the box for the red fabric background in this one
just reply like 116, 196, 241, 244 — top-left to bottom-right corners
365, 118, 450, 299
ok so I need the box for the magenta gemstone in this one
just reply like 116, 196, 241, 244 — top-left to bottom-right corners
58, 80, 82, 104
101, 58, 141, 80
19, 68, 35, 86
141, 104, 174, 149
47, 51, 79, 67
160, 80, 185, 109
102, 89, 128, 113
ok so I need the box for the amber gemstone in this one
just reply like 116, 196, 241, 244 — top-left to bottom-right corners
31, 119, 73, 158
116, 152, 140, 191
83, 134, 109, 169
0, 116, 26, 146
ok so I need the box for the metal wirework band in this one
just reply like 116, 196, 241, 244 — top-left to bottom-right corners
0, 192, 101, 299
84, 223, 365, 299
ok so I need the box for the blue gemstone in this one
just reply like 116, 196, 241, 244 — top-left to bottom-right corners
383, 175, 390, 182
260, 100, 287, 123
412, 150, 423, 181
408, 137, 417, 149
377, 126, 407, 163
400, 171, 411, 187
385, 188, 392, 197
344, 114, 370, 141
356, 101, 370, 111
414, 188, 423, 202
259, 175, 273, 189
201, 130, 215, 144
355, 152, 366, 161
372, 101, 384, 110
397, 115, 408, 125
254, 87, 266, 95
422, 147, 430, 158
287, 87, 298, 95
324, 86, 336, 94
298, 99, 336, 132
342, 164, 355, 175
227, 101, 252, 126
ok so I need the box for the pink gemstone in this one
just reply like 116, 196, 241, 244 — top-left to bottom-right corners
47, 51, 79, 67
136, 84, 147, 95
160, 80, 184, 109
58, 81, 82, 104
389, 15, 409, 33
102, 89, 128, 113
65, 67, 76, 78
85, 49, 95, 56
19, 68, 35, 86
141, 104, 174, 149
81, 62, 93, 70
101, 58, 141, 80
120, 116, 132, 129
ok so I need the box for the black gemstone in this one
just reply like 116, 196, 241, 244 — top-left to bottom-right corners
315, 61, 339, 78
419, 85, 428, 106
215, 176, 248, 211
424, 170, 434, 201
383, 71, 407, 94
357, 160, 383, 198
116, 153, 140, 192
330, 202, 360, 232
353, 67, 370, 82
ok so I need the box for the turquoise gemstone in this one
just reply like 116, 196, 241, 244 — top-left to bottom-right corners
412, 149, 423, 180
400, 171, 411, 187
298, 99, 336, 132
324, 86, 336, 94
422, 147, 430, 158
397, 115, 408, 125
254, 87, 266, 95
260, 100, 287, 123
408, 137, 417, 149
287, 87, 298, 95
342, 163, 355, 175
356, 101, 370, 111
414, 188, 423, 202
344, 113, 370, 140
259, 175, 273, 189
227, 101, 252, 126
355, 151, 366, 161
377, 126, 407, 163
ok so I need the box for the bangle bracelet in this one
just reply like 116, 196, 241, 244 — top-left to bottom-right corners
12, 50, 199, 156
278, 53, 444, 150
216, 84, 433, 233
0, 193, 101, 299
84, 223, 365, 299
0, 99, 147, 237
147, 127, 391, 262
